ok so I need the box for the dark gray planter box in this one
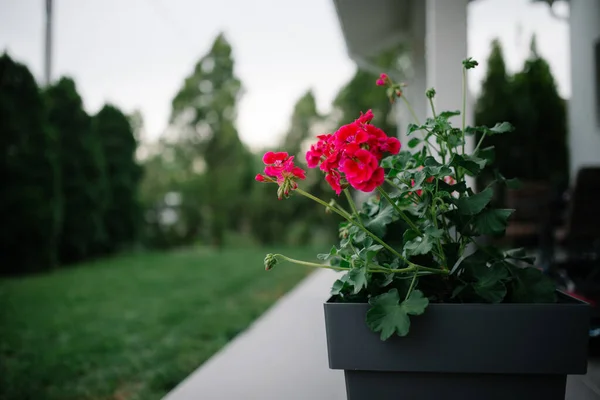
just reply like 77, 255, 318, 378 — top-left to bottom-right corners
324, 292, 590, 400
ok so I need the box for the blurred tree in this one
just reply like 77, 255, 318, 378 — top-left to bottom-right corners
44, 77, 109, 262
128, 109, 145, 143
474, 39, 515, 197
93, 105, 143, 250
511, 36, 568, 185
475, 36, 568, 191
139, 140, 207, 248
282, 90, 320, 156
170, 33, 251, 248
333, 69, 396, 136
0, 53, 61, 274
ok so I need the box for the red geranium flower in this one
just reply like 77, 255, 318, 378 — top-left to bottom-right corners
256, 151, 306, 199
304, 110, 401, 194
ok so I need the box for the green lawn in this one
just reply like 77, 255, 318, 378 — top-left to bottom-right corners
0, 246, 319, 400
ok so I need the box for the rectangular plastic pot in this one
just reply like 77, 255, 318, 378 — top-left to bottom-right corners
323, 292, 590, 400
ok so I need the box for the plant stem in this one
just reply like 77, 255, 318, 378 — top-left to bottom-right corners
402, 95, 434, 154
296, 188, 402, 260
297, 188, 438, 271
405, 269, 419, 300
343, 189, 359, 218
295, 188, 449, 274
428, 98, 437, 120
428, 97, 448, 164
402, 96, 421, 125
273, 253, 448, 276
377, 187, 421, 234
431, 207, 448, 271
385, 178, 404, 192
474, 131, 487, 153
296, 188, 347, 219
331, 201, 354, 221
273, 254, 349, 272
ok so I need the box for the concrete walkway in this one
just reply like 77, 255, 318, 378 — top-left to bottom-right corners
164, 269, 600, 400
164, 269, 346, 400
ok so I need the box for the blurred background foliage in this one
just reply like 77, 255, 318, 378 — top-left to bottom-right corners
0, 32, 567, 275
475, 36, 568, 197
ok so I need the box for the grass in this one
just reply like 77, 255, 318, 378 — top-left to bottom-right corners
0, 245, 321, 400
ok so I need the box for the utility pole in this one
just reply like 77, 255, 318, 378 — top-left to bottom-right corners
44, 0, 53, 85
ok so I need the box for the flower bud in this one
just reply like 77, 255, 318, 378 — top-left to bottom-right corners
325, 199, 336, 214
462, 57, 479, 69
426, 88, 436, 99
376, 73, 388, 86
264, 254, 278, 271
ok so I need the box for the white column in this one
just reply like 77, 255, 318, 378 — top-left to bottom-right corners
425, 0, 473, 146
568, 0, 600, 181
425, 0, 474, 188
397, 0, 427, 147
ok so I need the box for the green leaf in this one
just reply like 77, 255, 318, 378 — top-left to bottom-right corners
402, 290, 429, 314
424, 226, 443, 238
446, 128, 464, 148
465, 126, 485, 136
404, 235, 434, 256
451, 154, 487, 175
407, 123, 421, 136
473, 280, 506, 303
508, 265, 556, 303
438, 110, 461, 119
363, 244, 383, 263
488, 122, 514, 134
473, 209, 514, 235
407, 138, 421, 148
381, 156, 394, 169
423, 156, 442, 167
348, 266, 368, 294
317, 245, 339, 260
331, 273, 350, 296
455, 187, 493, 216
410, 170, 426, 191
355, 230, 368, 243
477, 146, 495, 165
469, 262, 510, 303
470, 260, 509, 281
453, 247, 502, 275
367, 244, 384, 252
366, 289, 429, 340
382, 151, 413, 170
505, 248, 536, 265
437, 179, 467, 193
364, 203, 396, 238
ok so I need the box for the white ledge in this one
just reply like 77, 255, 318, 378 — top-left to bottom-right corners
164, 269, 346, 400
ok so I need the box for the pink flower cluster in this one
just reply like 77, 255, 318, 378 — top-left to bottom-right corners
305, 110, 401, 195
256, 151, 306, 199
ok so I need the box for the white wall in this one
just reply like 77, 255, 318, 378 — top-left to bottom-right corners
568, 0, 600, 181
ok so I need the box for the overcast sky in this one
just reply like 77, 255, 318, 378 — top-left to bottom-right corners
0, 0, 569, 150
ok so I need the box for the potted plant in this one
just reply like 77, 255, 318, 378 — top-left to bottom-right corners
255, 59, 589, 400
